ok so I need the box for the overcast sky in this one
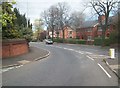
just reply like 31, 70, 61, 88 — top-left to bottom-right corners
14, 0, 95, 24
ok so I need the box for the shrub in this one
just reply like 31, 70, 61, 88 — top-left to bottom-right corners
66, 39, 76, 44
94, 37, 110, 46
94, 37, 102, 45
76, 39, 86, 44
53, 38, 86, 44
109, 31, 118, 44
53, 38, 64, 43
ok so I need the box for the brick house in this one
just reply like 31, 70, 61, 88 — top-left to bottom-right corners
76, 20, 98, 41
59, 26, 76, 39
76, 15, 116, 44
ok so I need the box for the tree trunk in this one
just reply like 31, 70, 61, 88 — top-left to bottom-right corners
52, 29, 54, 41
62, 29, 64, 43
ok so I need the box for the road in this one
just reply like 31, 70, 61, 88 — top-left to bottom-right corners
2, 42, 118, 86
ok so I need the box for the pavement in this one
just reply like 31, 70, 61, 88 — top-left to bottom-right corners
104, 52, 120, 79
2, 46, 50, 68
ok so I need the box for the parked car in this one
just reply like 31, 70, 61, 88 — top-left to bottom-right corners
45, 39, 53, 44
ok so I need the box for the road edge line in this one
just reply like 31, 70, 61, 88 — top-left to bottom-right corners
97, 63, 111, 78
104, 60, 120, 79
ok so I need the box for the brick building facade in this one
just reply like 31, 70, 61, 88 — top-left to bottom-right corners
76, 15, 115, 43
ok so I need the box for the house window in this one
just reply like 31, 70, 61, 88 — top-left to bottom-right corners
87, 28, 92, 32
98, 27, 102, 31
69, 31, 72, 34
87, 36, 92, 40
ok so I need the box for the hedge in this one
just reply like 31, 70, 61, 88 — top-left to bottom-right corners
53, 38, 86, 44
94, 37, 110, 46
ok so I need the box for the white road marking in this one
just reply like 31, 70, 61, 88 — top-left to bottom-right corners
63, 48, 68, 50
97, 63, 111, 78
2, 65, 24, 73
85, 52, 93, 54
87, 56, 94, 61
68, 49, 74, 51
78, 51, 84, 54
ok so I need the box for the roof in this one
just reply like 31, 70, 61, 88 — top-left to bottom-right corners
80, 20, 98, 28
79, 16, 117, 29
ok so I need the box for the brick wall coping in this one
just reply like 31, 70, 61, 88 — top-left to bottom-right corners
2, 39, 27, 44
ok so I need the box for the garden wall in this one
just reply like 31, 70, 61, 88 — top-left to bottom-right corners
2, 39, 29, 58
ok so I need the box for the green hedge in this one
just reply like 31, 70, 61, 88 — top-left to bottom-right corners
94, 37, 102, 45
94, 37, 110, 46
53, 38, 86, 44
53, 38, 64, 43
76, 39, 86, 44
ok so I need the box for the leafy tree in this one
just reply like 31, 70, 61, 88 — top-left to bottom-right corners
33, 19, 43, 41
13, 8, 33, 41
2, 2, 20, 39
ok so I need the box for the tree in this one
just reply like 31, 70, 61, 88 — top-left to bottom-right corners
13, 8, 33, 41
89, 0, 118, 46
42, 5, 59, 40
2, 2, 20, 39
69, 11, 85, 29
56, 2, 70, 41
33, 18, 43, 41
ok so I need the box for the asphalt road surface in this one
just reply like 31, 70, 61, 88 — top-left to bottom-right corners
2, 42, 118, 86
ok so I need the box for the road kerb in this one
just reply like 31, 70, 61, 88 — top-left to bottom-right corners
34, 51, 50, 61
2, 64, 20, 69
104, 59, 120, 79
2, 48, 50, 69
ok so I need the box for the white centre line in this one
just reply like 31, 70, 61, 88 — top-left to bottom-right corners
97, 63, 111, 78
87, 56, 94, 61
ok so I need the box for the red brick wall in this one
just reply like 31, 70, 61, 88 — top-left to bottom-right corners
2, 39, 29, 58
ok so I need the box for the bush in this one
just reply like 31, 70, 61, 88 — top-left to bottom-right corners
94, 37, 110, 46
66, 39, 76, 44
53, 38, 86, 44
104, 38, 110, 46
94, 37, 102, 45
109, 31, 118, 44
53, 38, 64, 43
76, 39, 86, 44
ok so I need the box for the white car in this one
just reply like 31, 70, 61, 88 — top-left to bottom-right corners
45, 39, 53, 44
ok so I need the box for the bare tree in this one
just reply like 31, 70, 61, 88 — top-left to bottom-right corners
89, 0, 118, 46
69, 11, 85, 29
56, 2, 70, 40
42, 5, 59, 40
42, 2, 70, 41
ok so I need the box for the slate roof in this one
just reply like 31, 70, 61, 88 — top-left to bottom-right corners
80, 20, 98, 28
80, 16, 117, 29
